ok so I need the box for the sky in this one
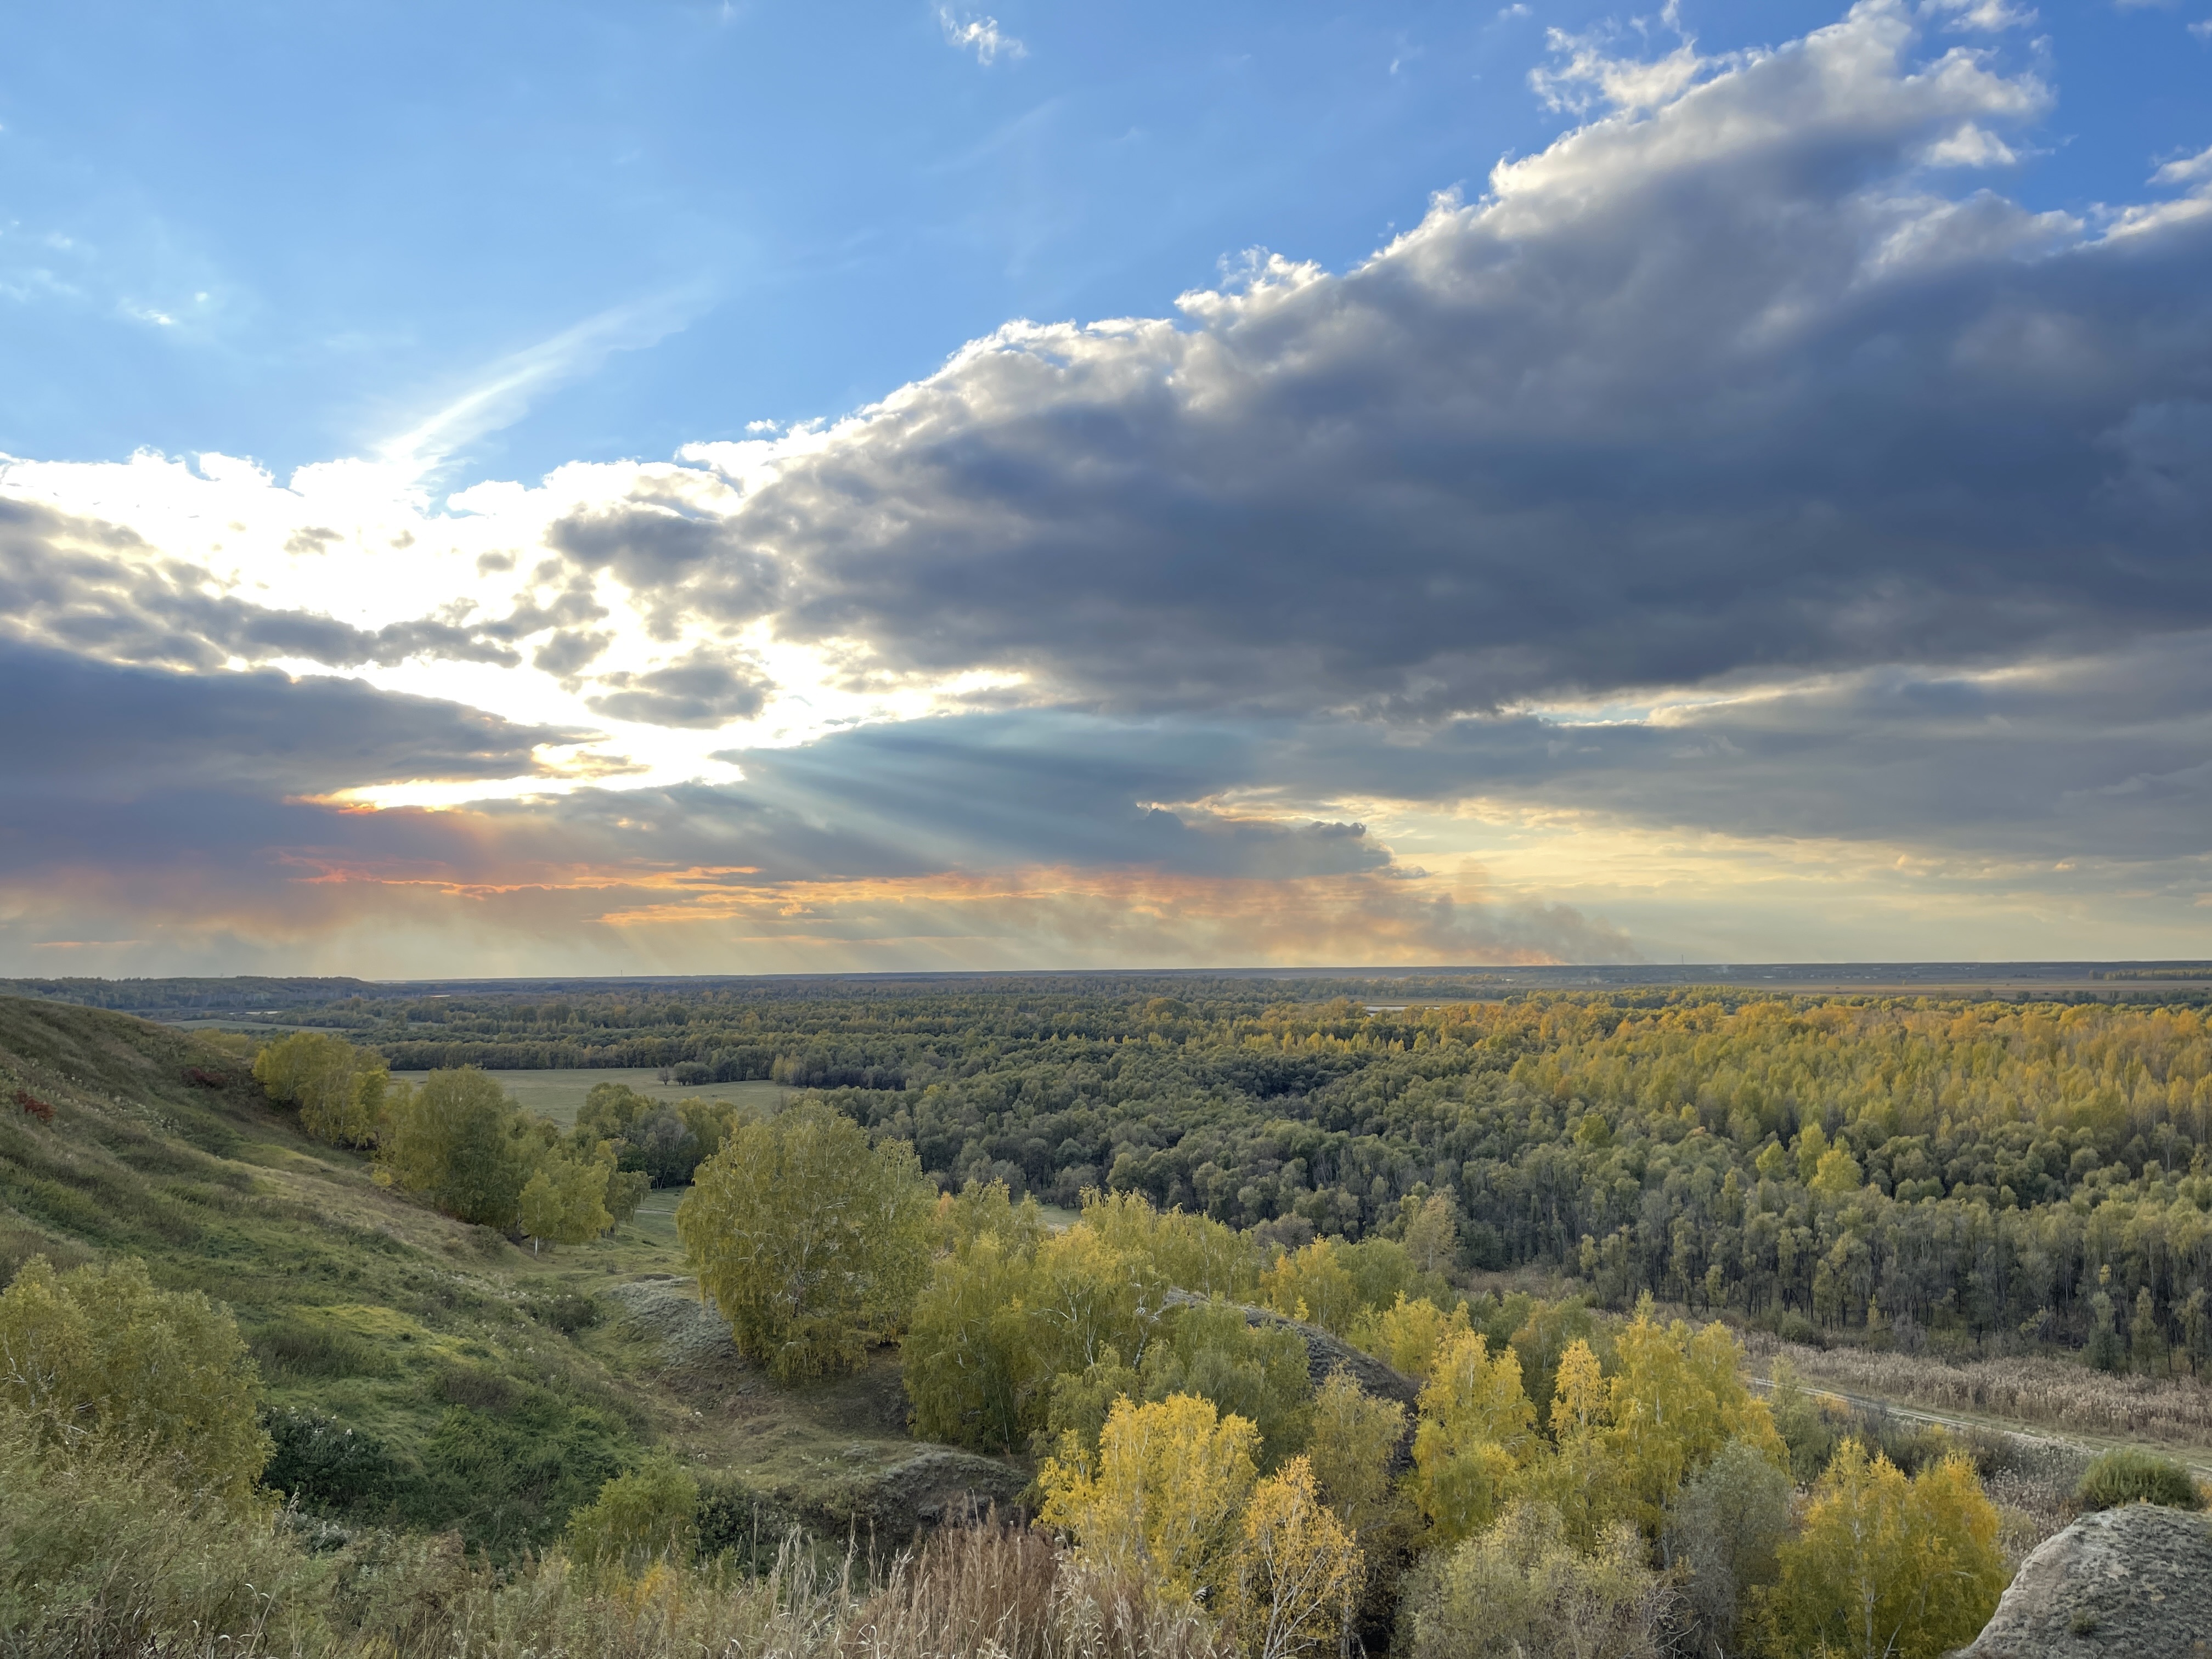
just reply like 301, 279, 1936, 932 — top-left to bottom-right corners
2, 0, 2210, 976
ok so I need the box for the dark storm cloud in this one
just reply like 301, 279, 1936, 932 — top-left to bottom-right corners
651, 3, 2212, 718
0, 637, 589, 801
0, 498, 527, 672
1226, 635, 2212, 864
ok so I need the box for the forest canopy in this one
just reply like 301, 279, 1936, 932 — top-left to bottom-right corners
144, 978, 2212, 1361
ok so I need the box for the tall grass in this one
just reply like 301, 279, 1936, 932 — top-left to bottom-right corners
1, 1410, 1218, 1659
1745, 1335, 2212, 1446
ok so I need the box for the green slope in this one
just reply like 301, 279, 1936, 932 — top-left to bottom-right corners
0, 994, 658, 1550
0, 994, 1014, 1557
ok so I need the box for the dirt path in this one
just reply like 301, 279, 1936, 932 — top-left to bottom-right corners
1746, 1373, 2212, 1479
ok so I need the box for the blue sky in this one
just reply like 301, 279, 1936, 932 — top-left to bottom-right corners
2, 0, 2211, 974
6, 1, 2206, 482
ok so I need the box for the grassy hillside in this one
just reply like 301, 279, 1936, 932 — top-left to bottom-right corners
0, 994, 1006, 1556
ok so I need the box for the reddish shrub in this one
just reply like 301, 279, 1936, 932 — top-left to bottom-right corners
185, 1066, 230, 1088
14, 1088, 54, 1124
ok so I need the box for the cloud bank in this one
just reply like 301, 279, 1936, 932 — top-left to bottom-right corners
3, 0, 2209, 973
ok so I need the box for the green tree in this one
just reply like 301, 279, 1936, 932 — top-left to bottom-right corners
2085, 1268, 2124, 1372
1758, 1440, 2006, 1659
1305, 1367, 1408, 1543
573, 1080, 654, 1148
934, 1176, 1048, 1255
1040, 1347, 1144, 1465
2130, 1286, 2169, 1373
1305, 1366, 1416, 1638
375, 1066, 533, 1229
1081, 1188, 1257, 1300
1140, 1299, 1312, 1468
0, 1256, 270, 1510
1665, 1436, 1793, 1657
678, 1102, 933, 1382
252, 1030, 391, 1147
517, 1147, 615, 1253
1508, 1295, 1597, 1431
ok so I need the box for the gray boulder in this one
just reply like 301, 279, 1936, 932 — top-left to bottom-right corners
1959, 1501, 2212, 1658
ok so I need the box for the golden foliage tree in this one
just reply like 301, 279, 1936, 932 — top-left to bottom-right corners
1757, 1438, 2007, 1659
1038, 1391, 1261, 1607
679, 1102, 934, 1382
1600, 1300, 1784, 1533
1521, 1335, 1627, 1542
1408, 1331, 1537, 1544
1260, 1239, 1364, 1335
1227, 1455, 1364, 1659
1350, 1293, 1472, 1384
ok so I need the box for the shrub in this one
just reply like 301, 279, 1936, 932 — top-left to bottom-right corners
2074, 1447, 2205, 1512
567, 1454, 701, 1574
527, 1289, 605, 1333
0, 1255, 270, 1509
252, 1316, 393, 1380
0, 1412, 328, 1654
263, 1407, 407, 1513
1400, 1500, 1670, 1659
13, 1088, 53, 1124
411, 1392, 633, 1554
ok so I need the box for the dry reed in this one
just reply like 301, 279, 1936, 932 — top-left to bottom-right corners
1742, 1335, 2212, 1446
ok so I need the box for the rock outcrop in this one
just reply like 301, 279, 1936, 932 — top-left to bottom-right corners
1959, 1501, 2212, 1658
